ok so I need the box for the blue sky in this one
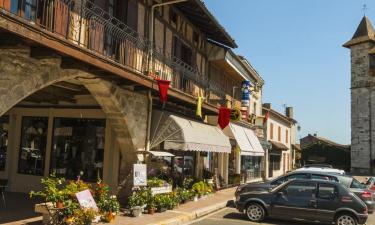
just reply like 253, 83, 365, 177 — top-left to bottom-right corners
205, 0, 375, 144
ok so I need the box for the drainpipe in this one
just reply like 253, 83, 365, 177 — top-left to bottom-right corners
149, 0, 187, 72
146, 90, 153, 152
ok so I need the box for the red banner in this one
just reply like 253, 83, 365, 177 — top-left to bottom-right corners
157, 79, 171, 103
218, 107, 231, 129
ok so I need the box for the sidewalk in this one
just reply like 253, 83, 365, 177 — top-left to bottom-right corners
112, 187, 236, 225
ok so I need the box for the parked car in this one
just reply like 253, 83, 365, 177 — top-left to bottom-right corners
235, 179, 368, 225
235, 171, 374, 213
296, 167, 346, 175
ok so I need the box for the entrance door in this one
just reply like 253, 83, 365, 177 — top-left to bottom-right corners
271, 180, 317, 221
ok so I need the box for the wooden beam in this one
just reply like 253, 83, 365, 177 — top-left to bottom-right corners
52, 81, 83, 92
30, 46, 60, 59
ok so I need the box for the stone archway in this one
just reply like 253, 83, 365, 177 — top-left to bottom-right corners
0, 43, 149, 202
81, 78, 148, 201
0, 44, 89, 116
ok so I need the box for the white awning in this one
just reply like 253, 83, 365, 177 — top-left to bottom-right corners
151, 111, 231, 153
223, 123, 265, 156
148, 151, 175, 157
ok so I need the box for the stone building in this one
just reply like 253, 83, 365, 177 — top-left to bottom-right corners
262, 104, 298, 179
0, 0, 266, 199
344, 16, 375, 174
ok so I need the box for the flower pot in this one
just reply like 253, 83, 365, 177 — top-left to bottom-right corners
193, 196, 198, 202
148, 208, 155, 215
104, 212, 116, 223
56, 201, 64, 209
131, 206, 142, 217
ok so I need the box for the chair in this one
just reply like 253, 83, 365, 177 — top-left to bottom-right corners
0, 179, 7, 207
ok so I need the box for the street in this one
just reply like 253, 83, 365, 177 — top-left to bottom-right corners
188, 206, 375, 225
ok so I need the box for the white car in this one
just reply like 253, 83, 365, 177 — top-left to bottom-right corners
295, 167, 346, 175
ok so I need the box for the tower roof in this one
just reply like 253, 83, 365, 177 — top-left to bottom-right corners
343, 16, 375, 48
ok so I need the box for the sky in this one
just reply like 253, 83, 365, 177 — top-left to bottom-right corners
204, 0, 375, 144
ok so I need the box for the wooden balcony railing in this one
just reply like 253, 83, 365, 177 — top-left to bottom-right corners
0, 0, 224, 99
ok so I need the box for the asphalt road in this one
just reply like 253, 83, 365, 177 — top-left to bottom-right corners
187, 207, 375, 225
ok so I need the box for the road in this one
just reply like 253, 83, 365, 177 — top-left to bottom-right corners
187, 206, 375, 225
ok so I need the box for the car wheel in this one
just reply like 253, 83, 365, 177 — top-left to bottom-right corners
246, 202, 265, 222
335, 213, 358, 225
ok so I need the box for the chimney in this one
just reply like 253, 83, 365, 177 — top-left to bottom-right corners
286, 107, 293, 118
263, 103, 271, 109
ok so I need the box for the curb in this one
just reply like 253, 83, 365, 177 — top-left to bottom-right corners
147, 198, 235, 225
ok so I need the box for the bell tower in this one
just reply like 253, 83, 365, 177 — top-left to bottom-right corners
344, 16, 375, 174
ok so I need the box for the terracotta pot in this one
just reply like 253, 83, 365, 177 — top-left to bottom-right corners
56, 201, 64, 209
148, 208, 155, 215
105, 212, 115, 223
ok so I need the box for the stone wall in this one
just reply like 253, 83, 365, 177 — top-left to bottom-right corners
350, 42, 375, 173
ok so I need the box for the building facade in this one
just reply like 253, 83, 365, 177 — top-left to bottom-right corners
0, 0, 269, 200
263, 104, 297, 179
344, 16, 375, 174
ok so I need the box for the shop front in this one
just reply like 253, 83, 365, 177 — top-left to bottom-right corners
223, 123, 265, 184
268, 140, 289, 179
0, 108, 119, 193
148, 111, 231, 187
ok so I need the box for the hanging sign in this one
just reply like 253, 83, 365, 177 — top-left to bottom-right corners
241, 81, 251, 107
230, 107, 242, 122
133, 164, 147, 186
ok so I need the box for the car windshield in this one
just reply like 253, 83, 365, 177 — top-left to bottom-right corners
350, 178, 367, 189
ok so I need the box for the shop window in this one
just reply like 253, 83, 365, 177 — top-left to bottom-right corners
241, 156, 262, 182
18, 117, 48, 176
171, 151, 195, 185
270, 154, 281, 170
50, 118, 106, 182
0, 116, 9, 171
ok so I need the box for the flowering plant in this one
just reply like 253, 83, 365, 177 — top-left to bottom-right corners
29, 174, 67, 205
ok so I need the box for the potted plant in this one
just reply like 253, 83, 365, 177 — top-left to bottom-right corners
73, 208, 97, 225
98, 195, 120, 223
128, 191, 145, 217
155, 194, 167, 213
29, 174, 67, 208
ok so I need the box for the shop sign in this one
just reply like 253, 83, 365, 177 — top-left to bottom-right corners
241, 81, 251, 107
133, 164, 147, 186
151, 185, 173, 195
76, 189, 98, 211
230, 108, 242, 122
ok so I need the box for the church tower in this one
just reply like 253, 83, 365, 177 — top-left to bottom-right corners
344, 16, 375, 174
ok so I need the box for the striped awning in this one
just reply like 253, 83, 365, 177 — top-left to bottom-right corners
150, 111, 231, 153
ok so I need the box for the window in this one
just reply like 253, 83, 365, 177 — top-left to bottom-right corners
171, 151, 196, 184
318, 183, 338, 200
284, 181, 316, 197
270, 154, 281, 170
270, 123, 274, 140
272, 173, 308, 185
169, 9, 177, 24
278, 126, 281, 142
18, 117, 48, 176
350, 178, 367, 189
286, 130, 289, 143
24, 0, 36, 21
0, 116, 9, 171
50, 118, 106, 182
311, 174, 339, 182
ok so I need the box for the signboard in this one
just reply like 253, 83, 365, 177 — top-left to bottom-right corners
76, 189, 98, 211
151, 186, 173, 195
241, 81, 251, 107
133, 164, 147, 186
230, 108, 242, 122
